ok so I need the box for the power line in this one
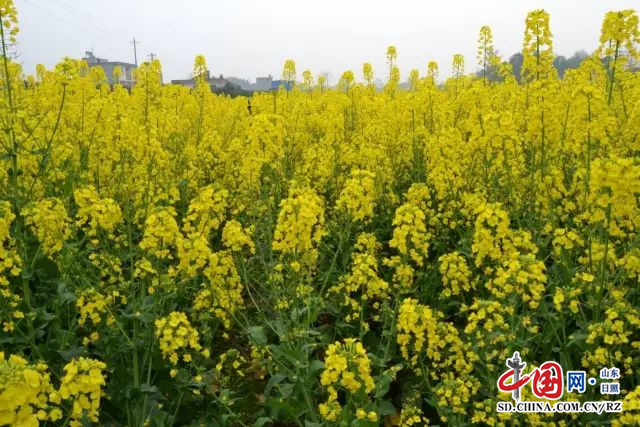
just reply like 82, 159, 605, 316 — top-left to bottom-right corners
46, 0, 115, 38
19, 0, 115, 40
20, 1, 152, 69
51, 0, 96, 23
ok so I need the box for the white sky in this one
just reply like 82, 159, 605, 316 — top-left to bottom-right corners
13, 0, 640, 84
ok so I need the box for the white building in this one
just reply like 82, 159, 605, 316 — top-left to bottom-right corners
83, 51, 137, 88
254, 75, 273, 91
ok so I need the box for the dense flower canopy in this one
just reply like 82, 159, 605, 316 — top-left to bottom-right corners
1, 1, 640, 425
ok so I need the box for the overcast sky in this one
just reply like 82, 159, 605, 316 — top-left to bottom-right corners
13, 0, 640, 84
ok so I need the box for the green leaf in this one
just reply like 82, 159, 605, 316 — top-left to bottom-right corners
377, 400, 396, 416
277, 382, 294, 399
254, 417, 273, 427
374, 374, 392, 398
309, 359, 324, 374
248, 325, 267, 346
57, 346, 85, 361
264, 372, 287, 396
33, 256, 60, 280
56, 281, 76, 305
271, 345, 305, 366
140, 383, 159, 394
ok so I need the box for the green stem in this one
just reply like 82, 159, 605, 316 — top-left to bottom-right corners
0, 7, 19, 211
607, 40, 619, 105
26, 83, 68, 198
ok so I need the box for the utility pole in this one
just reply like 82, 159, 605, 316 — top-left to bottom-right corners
147, 53, 156, 61
130, 37, 140, 66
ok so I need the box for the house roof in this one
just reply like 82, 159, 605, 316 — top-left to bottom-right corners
84, 53, 136, 68
104, 61, 137, 67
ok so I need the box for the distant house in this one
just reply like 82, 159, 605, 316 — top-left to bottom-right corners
619, 47, 639, 71
271, 79, 293, 91
254, 75, 273, 91
83, 51, 137, 88
226, 76, 253, 91
171, 71, 240, 92
251, 76, 293, 92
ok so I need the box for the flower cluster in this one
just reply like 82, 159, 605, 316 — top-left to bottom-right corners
175, 231, 211, 278
463, 299, 513, 347
183, 185, 228, 236
336, 169, 377, 222
319, 339, 376, 422
586, 156, 640, 238
193, 250, 244, 329
221, 219, 255, 254
395, 403, 427, 426
0, 202, 20, 284
553, 227, 584, 256
215, 349, 247, 378
57, 357, 107, 425
0, 202, 22, 333
618, 248, 640, 281
383, 185, 436, 289
462, 299, 516, 373
552, 272, 591, 314
582, 295, 640, 376
472, 203, 547, 308
522, 9, 554, 81
438, 252, 473, 297
599, 10, 640, 65
388, 204, 429, 266
272, 185, 325, 265
396, 298, 439, 365
76, 287, 116, 327
329, 233, 389, 324
139, 207, 181, 259
397, 298, 480, 420
614, 384, 640, 426
22, 198, 70, 257
487, 247, 547, 309
471, 202, 511, 268
155, 311, 204, 365
397, 298, 473, 375
0, 352, 58, 426
73, 186, 122, 239
75, 287, 124, 345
